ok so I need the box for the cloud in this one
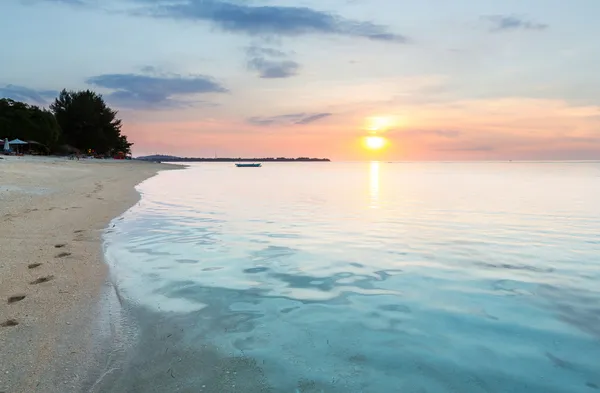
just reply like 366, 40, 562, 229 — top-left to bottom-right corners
85, 72, 228, 109
246, 46, 289, 58
393, 129, 462, 138
52, 0, 86, 4
247, 58, 300, 78
245, 46, 299, 78
483, 15, 548, 32
295, 113, 332, 124
140, 65, 159, 73
27, 0, 89, 6
434, 145, 495, 152
134, 0, 408, 42
0, 84, 58, 105
248, 112, 332, 126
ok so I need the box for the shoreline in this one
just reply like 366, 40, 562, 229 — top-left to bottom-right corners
0, 156, 177, 392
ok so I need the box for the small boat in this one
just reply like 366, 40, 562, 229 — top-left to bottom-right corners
235, 163, 262, 167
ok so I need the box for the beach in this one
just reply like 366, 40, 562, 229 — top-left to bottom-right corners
2, 160, 599, 392
0, 156, 174, 393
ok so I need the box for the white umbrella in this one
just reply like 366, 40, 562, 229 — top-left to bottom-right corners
3, 138, 9, 152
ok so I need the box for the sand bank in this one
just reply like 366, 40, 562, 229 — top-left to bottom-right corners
0, 156, 175, 392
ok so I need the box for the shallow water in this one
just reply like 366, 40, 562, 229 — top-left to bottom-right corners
97, 162, 600, 392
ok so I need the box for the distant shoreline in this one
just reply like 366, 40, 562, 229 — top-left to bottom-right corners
136, 156, 331, 163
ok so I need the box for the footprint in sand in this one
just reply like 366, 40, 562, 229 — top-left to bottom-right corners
55, 244, 66, 248
1, 319, 19, 327
7, 295, 26, 304
74, 230, 87, 242
28, 262, 42, 269
30, 276, 54, 285
55, 252, 72, 258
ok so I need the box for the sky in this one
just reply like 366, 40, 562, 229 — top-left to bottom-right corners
1, 0, 600, 160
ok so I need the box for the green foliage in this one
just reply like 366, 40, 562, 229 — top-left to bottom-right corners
50, 89, 132, 155
0, 90, 132, 155
0, 98, 61, 149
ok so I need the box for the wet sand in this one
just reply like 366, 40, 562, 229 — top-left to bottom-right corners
0, 156, 175, 392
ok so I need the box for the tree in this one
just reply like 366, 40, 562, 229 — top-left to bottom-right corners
0, 98, 61, 149
50, 89, 132, 155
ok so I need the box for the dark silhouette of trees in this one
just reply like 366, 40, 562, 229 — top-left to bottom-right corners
1, 90, 133, 155
0, 98, 61, 148
50, 89, 132, 155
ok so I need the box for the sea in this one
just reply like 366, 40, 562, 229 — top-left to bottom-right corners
86, 162, 600, 393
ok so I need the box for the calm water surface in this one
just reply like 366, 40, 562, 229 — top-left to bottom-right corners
97, 162, 600, 392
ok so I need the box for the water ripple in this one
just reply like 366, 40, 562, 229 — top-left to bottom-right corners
102, 162, 600, 392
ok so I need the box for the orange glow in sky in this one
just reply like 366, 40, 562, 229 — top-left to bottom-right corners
123, 95, 600, 161
365, 116, 396, 133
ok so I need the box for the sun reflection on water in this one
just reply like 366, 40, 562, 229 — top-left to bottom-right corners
369, 161, 380, 209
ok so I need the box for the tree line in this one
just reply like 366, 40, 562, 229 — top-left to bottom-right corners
0, 89, 132, 155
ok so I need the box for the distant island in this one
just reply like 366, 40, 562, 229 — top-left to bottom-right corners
136, 155, 331, 162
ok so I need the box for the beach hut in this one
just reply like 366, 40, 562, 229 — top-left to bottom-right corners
26, 141, 49, 155
9, 138, 28, 154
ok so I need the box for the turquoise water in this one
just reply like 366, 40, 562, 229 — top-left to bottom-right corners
97, 162, 600, 392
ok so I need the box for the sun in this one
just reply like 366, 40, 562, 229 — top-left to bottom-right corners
364, 136, 387, 150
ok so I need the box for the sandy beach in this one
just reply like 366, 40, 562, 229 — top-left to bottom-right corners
0, 156, 175, 393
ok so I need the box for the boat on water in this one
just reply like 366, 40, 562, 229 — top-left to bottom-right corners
235, 163, 262, 167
